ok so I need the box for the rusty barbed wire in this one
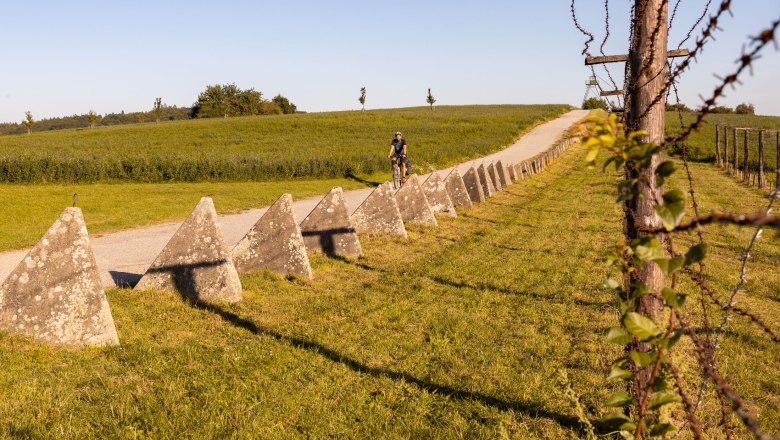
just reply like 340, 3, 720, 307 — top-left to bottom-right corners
676, 311, 773, 440
571, 0, 594, 56
678, 0, 714, 49
639, 210, 780, 233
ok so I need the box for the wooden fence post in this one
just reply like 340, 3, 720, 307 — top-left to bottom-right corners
723, 126, 729, 169
715, 124, 721, 166
731, 128, 739, 176
758, 130, 765, 189
776, 131, 780, 191
743, 129, 749, 183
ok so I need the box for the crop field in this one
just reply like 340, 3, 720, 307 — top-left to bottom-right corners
666, 111, 780, 173
0, 105, 569, 183
0, 143, 777, 438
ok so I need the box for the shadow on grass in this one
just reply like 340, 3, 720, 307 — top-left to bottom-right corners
192, 300, 582, 431
344, 172, 382, 187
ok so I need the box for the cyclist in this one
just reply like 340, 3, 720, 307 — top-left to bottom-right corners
387, 131, 408, 184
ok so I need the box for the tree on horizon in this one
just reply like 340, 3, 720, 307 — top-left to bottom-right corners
153, 98, 163, 123
359, 87, 366, 112
21, 111, 35, 135
426, 88, 436, 111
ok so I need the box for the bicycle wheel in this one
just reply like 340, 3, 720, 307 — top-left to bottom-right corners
393, 165, 401, 189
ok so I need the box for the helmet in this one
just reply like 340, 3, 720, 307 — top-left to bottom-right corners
395, 131, 402, 136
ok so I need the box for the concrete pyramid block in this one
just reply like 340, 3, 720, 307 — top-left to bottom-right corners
422, 172, 457, 218
395, 175, 438, 226
443, 168, 473, 209
0, 207, 119, 347
300, 187, 363, 258
462, 166, 486, 203
351, 182, 407, 238
514, 163, 524, 180
135, 197, 243, 303
496, 160, 513, 187
232, 194, 313, 279
507, 162, 519, 182
487, 162, 503, 191
477, 163, 496, 197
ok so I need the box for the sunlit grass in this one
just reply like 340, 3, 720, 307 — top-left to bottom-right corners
1, 143, 775, 438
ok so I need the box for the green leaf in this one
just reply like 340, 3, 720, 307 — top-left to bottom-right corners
684, 243, 708, 266
623, 313, 662, 341
648, 391, 681, 410
608, 366, 633, 381
601, 412, 635, 432
605, 391, 633, 407
654, 161, 676, 186
649, 422, 675, 437
654, 189, 686, 231
661, 288, 687, 309
632, 238, 663, 261
607, 327, 632, 345
630, 350, 657, 367
606, 278, 620, 289
653, 256, 684, 276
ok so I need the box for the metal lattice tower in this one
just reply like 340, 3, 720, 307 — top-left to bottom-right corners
583, 75, 601, 104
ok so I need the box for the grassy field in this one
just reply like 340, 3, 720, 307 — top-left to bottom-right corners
667, 112, 780, 173
0, 105, 569, 183
0, 142, 776, 438
0, 177, 378, 252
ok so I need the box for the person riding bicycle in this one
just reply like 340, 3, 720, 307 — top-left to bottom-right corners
387, 131, 409, 183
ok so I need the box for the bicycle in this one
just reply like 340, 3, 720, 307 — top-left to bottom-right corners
391, 156, 403, 190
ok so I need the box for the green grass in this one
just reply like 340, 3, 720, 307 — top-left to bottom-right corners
0, 177, 379, 251
0, 105, 570, 183
1, 143, 776, 438
667, 112, 780, 173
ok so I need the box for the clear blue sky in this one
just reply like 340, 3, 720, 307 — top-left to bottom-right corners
1, 1, 778, 123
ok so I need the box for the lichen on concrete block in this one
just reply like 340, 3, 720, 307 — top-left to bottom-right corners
0, 207, 120, 347
395, 175, 438, 226
496, 160, 513, 187
443, 168, 473, 209
507, 162, 519, 182
477, 164, 496, 197
135, 197, 243, 303
462, 166, 486, 203
300, 187, 363, 258
232, 193, 312, 279
422, 172, 457, 218
351, 183, 407, 238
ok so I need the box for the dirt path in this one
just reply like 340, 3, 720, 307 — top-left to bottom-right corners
0, 110, 587, 288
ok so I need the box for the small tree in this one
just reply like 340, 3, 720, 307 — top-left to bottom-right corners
426, 88, 436, 111
86, 110, 100, 129
582, 97, 608, 111
153, 97, 163, 123
359, 87, 366, 112
272, 94, 297, 114
735, 102, 755, 115
21, 111, 35, 135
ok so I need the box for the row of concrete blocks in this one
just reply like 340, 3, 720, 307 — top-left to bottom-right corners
0, 138, 576, 347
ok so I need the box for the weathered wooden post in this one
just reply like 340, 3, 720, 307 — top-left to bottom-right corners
758, 130, 765, 189
723, 126, 729, 169
715, 124, 721, 166
743, 129, 749, 182
776, 131, 780, 191
733, 128, 739, 175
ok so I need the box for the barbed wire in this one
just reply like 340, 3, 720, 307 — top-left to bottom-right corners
570, 0, 594, 56
678, 0, 714, 49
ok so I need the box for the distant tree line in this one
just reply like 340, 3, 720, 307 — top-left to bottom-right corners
0, 84, 298, 135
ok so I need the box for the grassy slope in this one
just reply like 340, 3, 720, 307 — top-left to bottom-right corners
0, 105, 569, 183
0, 143, 776, 438
0, 105, 568, 252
